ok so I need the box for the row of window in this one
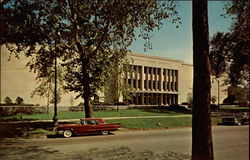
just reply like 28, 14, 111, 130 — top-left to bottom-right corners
126, 79, 178, 91
127, 65, 178, 80
128, 93, 178, 105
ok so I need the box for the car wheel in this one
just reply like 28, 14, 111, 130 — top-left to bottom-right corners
63, 130, 73, 138
101, 130, 109, 135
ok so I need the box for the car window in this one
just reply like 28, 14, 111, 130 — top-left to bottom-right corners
80, 120, 100, 125
87, 120, 99, 125
80, 120, 87, 125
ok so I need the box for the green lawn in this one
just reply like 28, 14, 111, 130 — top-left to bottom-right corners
0, 109, 186, 121
219, 106, 249, 110
106, 117, 220, 130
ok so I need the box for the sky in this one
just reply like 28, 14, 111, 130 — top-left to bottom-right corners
129, 1, 233, 64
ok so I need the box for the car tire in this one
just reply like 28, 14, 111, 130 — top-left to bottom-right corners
101, 130, 109, 135
63, 130, 73, 138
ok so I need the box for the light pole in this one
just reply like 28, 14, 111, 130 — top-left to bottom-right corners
53, 29, 60, 127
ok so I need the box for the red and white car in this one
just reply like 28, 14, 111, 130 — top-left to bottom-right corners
55, 118, 121, 138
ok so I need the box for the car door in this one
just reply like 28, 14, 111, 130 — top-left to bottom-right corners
78, 120, 96, 134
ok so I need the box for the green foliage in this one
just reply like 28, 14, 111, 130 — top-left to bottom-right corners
209, 0, 249, 86
31, 65, 65, 104
223, 95, 236, 104
15, 96, 24, 105
4, 96, 13, 105
107, 117, 192, 129
186, 92, 193, 105
0, 109, 186, 120
211, 96, 217, 104
3, 0, 180, 117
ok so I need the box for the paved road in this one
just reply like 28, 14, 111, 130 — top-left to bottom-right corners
0, 126, 248, 160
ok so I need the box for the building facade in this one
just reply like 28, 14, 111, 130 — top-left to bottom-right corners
1, 45, 227, 106
105, 53, 193, 105
123, 53, 193, 105
105, 53, 228, 106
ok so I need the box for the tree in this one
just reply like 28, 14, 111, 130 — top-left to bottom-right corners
186, 92, 193, 105
15, 96, 24, 105
223, 95, 236, 104
4, 96, 12, 105
192, 0, 214, 159
211, 96, 216, 104
209, 0, 249, 86
3, 0, 180, 118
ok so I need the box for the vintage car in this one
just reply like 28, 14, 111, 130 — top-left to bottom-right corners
55, 118, 121, 138
220, 116, 241, 125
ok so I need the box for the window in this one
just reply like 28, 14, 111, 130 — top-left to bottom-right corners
149, 67, 152, 74
81, 120, 99, 125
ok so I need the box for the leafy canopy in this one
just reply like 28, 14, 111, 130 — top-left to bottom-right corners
3, 0, 180, 99
209, 0, 249, 86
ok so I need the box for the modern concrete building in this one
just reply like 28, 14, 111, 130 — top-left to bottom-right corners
1, 45, 227, 106
105, 53, 228, 106
125, 53, 192, 105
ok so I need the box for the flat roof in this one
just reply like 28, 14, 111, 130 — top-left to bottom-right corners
128, 52, 186, 64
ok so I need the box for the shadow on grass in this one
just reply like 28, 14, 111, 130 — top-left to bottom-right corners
142, 109, 173, 114
0, 122, 54, 138
142, 108, 191, 115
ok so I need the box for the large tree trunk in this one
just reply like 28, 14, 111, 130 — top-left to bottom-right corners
192, 0, 214, 160
82, 58, 93, 118
83, 78, 93, 118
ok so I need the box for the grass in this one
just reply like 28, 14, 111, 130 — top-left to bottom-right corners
0, 109, 186, 121
0, 110, 221, 137
106, 117, 221, 130
219, 106, 250, 110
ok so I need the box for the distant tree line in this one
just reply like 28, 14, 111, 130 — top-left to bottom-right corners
2, 96, 26, 105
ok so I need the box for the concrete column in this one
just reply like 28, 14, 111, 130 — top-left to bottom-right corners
155, 68, 158, 90
150, 67, 153, 90
169, 94, 172, 105
172, 70, 175, 91
160, 93, 163, 105
141, 66, 144, 91
146, 67, 149, 90
125, 68, 128, 85
172, 94, 175, 105
176, 70, 178, 91
160, 68, 163, 91
130, 65, 134, 88
135, 66, 138, 90
167, 69, 170, 91
163, 69, 166, 91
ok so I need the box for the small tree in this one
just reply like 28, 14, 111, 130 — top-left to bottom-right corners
4, 96, 12, 105
223, 95, 236, 104
211, 96, 217, 104
187, 92, 193, 105
15, 96, 24, 105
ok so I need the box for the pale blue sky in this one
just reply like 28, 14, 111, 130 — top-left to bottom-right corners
129, 1, 233, 64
